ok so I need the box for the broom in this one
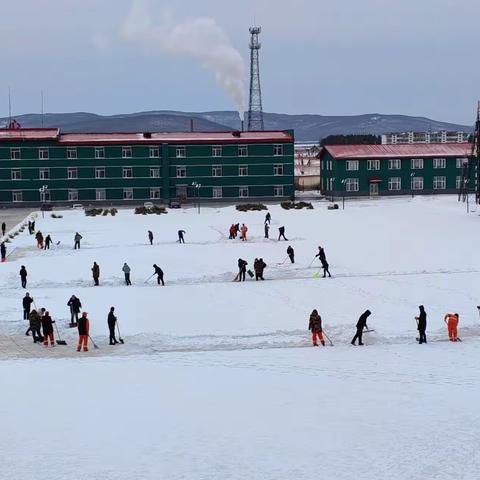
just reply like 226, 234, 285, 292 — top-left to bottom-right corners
53, 321, 67, 346
116, 321, 124, 344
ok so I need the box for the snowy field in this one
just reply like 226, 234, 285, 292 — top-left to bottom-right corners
1, 196, 480, 480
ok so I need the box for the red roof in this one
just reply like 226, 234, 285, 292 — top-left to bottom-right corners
0, 128, 59, 141
324, 144, 473, 159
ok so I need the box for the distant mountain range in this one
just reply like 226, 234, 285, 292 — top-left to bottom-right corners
0, 110, 473, 143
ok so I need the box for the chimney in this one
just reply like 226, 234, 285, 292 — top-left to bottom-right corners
232, 130, 241, 138
190, 118, 194, 132
241, 120, 244, 132
143, 132, 152, 139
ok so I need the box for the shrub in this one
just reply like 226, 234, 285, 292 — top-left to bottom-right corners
85, 208, 103, 217
281, 201, 314, 210
134, 206, 167, 215
110, 208, 118, 216
51, 213, 63, 219
235, 203, 268, 212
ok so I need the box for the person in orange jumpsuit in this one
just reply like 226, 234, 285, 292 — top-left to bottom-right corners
444, 313, 459, 342
240, 223, 248, 241
77, 312, 90, 352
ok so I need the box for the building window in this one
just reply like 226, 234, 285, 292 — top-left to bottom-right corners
212, 146, 222, 157
238, 145, 248, 157
212, 165, 222, 177
238, 165, 248, 176
411, 158, 424, 169
433, 158, 446, 169
67, 148, 77, 160
150, 187, 160, 199
96, 189, 106, 201
456, 157, 468, 168
39, 168, 50, 180
176, 147, 186, 158
273, 144, 284, 156
122, 147, 132, 158
346, 160, 359, 171
411, 176, 424, 190
212, 187, 223, 198
456, 176, 462, 190
149, 147, 160, 158
10, 148, 20, 160
176, 166, 186, 178
433, 176, 446, 190
388, 177, 401, 191
95, 147, 105, 159
388, 159, 401, 170
239, 187, 249, 198
68, 189, 78, 202
11, 169, 21, 180
67, 168, 78, 179
274, 164, 284, 176
274, 185, 284, 197
345, 178, 359, 192
367, 159, 380, 170
39, 148, 49, 160
123, 188, 133, 200
150, 168, 160, 178
95, 167, 105, 179
12, 191, 23, 202
123, 167, 133, 178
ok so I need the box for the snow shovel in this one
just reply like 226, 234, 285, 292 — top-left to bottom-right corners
276, 256, 288, 265
247, 269, 254, 278
232, 273, 240, 282
144, 273, 155, 284
116, 322, 124, 344
88, 335, 99, 350
53, 321, 67, 346
322, 330, 334, 346
308, 256, 316, 267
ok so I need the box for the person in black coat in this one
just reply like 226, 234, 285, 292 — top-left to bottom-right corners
29, 310, 42, 343
237, 258, 248, 282
107, 307, 118, 345
1, 242, 6, 262
23, 293, 34, 335
44, 235, 52, 250
287, 245, 295, 263
1, 221, 5, 236
278, 226, 288, 241
265, 212, 271, 224
67, 295, 82, 325
351, 310, 371, 346
316, 247, 331, 278
148, 230, 154, 245
416, 305, 427, 344
19, 266, 27, 288
41, 311, 55, 346
153, 264, 165, 286
178, 230, 186, 244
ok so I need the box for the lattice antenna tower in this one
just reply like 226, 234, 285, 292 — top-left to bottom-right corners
474, 102, 480, 203
247, 26, 264, 131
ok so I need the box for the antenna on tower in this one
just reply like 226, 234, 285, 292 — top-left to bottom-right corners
247, 25, 264, 131
8, 86, 12, 125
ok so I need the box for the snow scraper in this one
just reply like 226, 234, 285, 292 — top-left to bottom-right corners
54, 321, 67, 346
116, 322, 124, 344
88, 335, 99, 350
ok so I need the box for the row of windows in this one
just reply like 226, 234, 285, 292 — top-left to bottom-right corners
342, 176, 459, 192
343, 157, 469, 171
9, 185, 286, 203
6, 144, 285, 160
7, 164, 285, 180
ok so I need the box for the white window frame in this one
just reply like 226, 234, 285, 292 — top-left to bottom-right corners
433, 176, 446, 190
274, 185, 284, 197
150, 168, 160, 178
12, 190, 23, 202
212, 165, 222, 177
238, 165, 248, 177
274, 164, 284, 176
38, 148, 49, 160
239, 186, 249, 198
388, 159, 401, 170
456, 157, 468, 169
95, 167, 105, 179
10, 148, 20, 160
96, 189, 106, 201
411, 176, 424, 190
176, 147, 186, 158
68, 189, 78, 202
345, 160, 359, 171
176, 166, 186, 178
345, 178, 359, 192
212, 146, 222, 157
388, 177, 401, 191
433, 158, 446, 169
122, 147, 132, 159
411, 158, 424, 169
39, 168, 50, 180
273, 144, 284, 156
11, 169, 21, 180
212, 187, 223, 198
95, 147, 105, 159
67, 167, 78, 180
67, 148, 77, 160
150, 187, 160, 199
122, 167, 133, 179
367, 159, 380, 171
149, 147, 160, 158
238, 145, 248, 157
123, 188, 133, 200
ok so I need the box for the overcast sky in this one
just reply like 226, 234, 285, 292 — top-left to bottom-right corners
0, 0, 478, 124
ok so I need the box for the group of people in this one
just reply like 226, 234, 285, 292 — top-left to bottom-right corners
34, 231, 54, 249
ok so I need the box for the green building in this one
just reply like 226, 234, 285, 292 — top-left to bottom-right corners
0, 128, 294, 206
319, 144, 473, 197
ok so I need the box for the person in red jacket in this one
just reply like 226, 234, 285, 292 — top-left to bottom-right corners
444, 313, 459, 342
77, 312, 90, 352
240, 223, 248, 241
308, 309, 325, 346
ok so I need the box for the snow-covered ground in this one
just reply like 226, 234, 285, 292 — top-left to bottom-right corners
1, 196, 479, 480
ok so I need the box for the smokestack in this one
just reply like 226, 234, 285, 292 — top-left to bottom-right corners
190, 118, 194, 132
241, 120, 244, 132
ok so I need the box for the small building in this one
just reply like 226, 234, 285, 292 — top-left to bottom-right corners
0, 128, 294, 206
319, 144, 473, 197
381, 130, 470, 144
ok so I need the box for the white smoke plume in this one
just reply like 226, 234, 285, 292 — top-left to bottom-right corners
122, 0, 246, 119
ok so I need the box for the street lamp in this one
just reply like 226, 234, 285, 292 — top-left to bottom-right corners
331, 177, 336, 203
465, 179, 470, 213
341, 179, 346, 209
410, 173, 415, 199
39, 185, 48, 218
191, 181, 201, 214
